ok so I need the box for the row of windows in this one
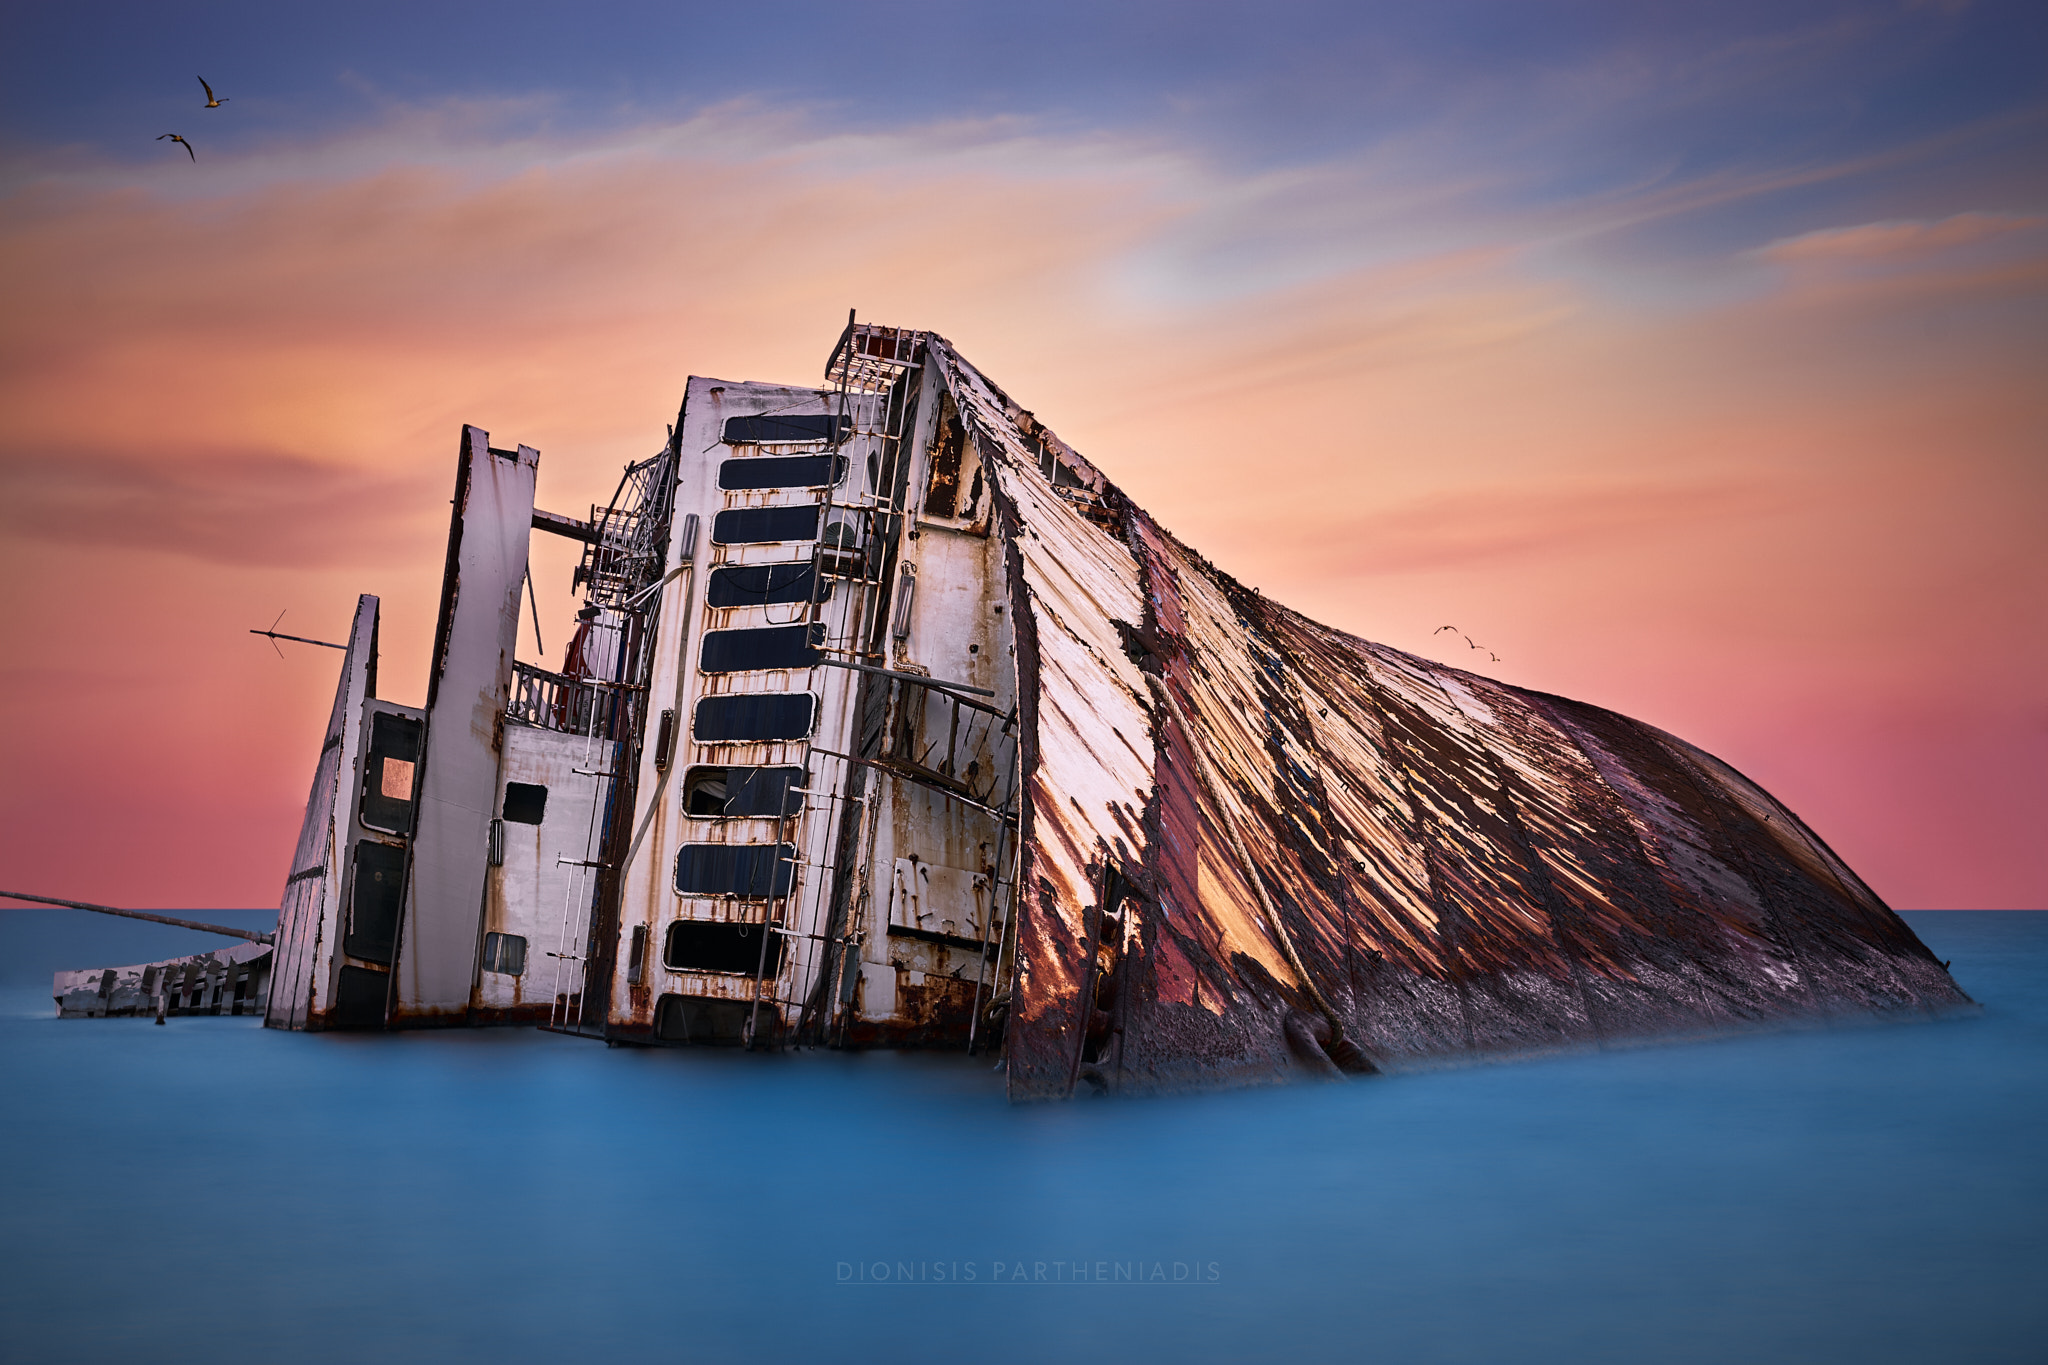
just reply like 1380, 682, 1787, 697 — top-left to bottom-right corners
668, 428, 833, 992
499, 412, 832, 1031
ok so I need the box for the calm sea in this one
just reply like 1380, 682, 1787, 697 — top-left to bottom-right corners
1, 909, 2041, 1364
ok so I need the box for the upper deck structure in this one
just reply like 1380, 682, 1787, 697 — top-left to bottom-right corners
259, 319, 1972, 1099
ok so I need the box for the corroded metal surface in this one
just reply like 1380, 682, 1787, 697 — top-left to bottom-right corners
912, 333, 1972, 1101
115, 319, 1964, 1098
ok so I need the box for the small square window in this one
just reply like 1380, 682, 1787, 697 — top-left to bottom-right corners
481, 931, 527, 976
502, 783, 548, 825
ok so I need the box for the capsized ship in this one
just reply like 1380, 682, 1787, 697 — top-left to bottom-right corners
100, 320, 1972, 1097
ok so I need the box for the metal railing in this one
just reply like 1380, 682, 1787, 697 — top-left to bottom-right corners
507, 662, 628, 737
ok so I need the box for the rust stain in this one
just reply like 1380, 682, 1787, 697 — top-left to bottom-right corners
911, 330, 1971, 1099
195, 318, 1971, 1101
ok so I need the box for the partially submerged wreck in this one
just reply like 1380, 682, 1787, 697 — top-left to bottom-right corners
54, 940, 271, 1020
65, 320, 1972, 1097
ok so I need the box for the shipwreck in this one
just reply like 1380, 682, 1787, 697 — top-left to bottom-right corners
45, 319, 1971, 1097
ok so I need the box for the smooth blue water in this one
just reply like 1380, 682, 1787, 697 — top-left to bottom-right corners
2, 911, 2042, 1364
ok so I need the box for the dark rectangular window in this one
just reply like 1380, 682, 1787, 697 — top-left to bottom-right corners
711, 505, 821, 545
718, 454, 845, 490
626, 925, 649, 986
502, 782, 548, 825
664, 920, 784, 976
693, 693, 816, 742
683, 766, 805, 818
653, 993, 758, 1044
722, 414, 850, 445
480, 931, 527, 976
674, 842, 796, 899
706, 563, 827, 609
700, 624, 821, 673
345, 840, 406, 963
654, 709, 677, 771
332, 965, 389, 1029
359, 711, 423, 835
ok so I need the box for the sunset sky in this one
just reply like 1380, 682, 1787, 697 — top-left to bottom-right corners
2, 1, 2042, 911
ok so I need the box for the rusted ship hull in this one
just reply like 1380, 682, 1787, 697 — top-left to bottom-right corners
50, 317, 1959, 1100
929, 334, 1968, 1097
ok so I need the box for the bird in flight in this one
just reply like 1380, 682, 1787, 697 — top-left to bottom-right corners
1435, 625, 1458, 635
198, 77, 228, 108
157, 133, 195, 161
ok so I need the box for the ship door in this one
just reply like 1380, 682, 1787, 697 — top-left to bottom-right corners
345, 840, 406, 964
359, 712, 423, 835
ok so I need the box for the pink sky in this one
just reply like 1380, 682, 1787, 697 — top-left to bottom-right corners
2, 106, 2042, 910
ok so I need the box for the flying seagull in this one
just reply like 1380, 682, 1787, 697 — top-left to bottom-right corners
1435, 625, 1458, 634
198, 77, 228, 108
157, 133, 195, 161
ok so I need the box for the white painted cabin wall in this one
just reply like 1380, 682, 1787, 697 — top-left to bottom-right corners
400, 430, 537, 1021
477, 723, 610, 1016
610, 378, 881, 1033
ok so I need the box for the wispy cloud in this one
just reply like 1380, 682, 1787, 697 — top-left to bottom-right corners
1252, 478, 1794, 577
0, 447, 436, 567
1758, 211, 2047, 262
0, 69, 2041, 908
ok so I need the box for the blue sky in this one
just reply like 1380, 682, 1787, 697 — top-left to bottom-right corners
8, 2, 2043, 257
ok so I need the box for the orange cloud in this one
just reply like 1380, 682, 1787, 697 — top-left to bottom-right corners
0, 106, 2041, 911
0, 446, 436, 567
